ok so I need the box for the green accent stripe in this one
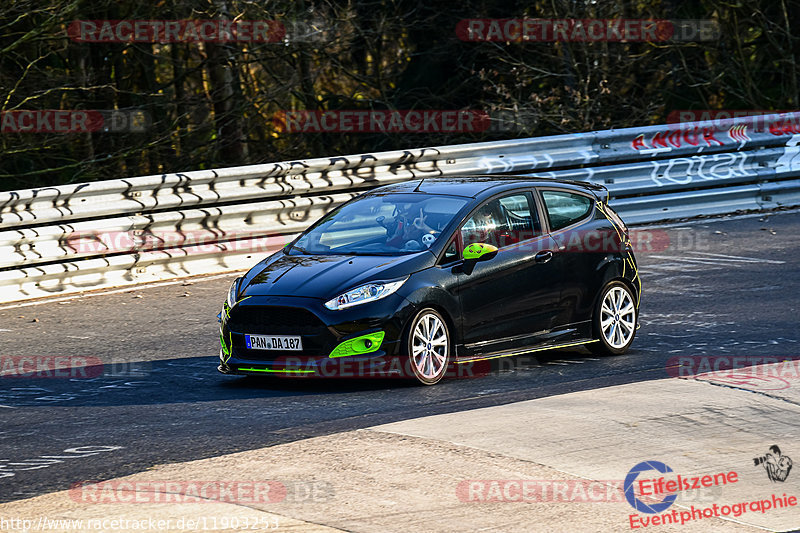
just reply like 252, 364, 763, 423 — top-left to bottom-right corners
455, 339, 599, 364
220, 331, 233, 362
238, 367, 314, 373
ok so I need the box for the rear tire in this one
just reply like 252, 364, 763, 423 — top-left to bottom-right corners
406, 308, 451, 385
589, 281, 637, 355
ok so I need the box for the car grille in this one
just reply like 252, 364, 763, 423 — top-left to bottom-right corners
228, 306, 323, 335
226, 305, 334, 360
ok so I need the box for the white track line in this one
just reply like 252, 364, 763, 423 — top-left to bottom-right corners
686, 251, 785, 264
646, 256, 736, 266
639, 207, 800, 229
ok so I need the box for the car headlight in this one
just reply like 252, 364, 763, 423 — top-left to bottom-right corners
324, 278, 408, 311
226, 277, 241, 308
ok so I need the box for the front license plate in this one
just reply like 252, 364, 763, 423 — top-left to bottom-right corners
245, 334, 303, 351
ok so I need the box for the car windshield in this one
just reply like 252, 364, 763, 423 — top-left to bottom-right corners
291, 193, 468, 255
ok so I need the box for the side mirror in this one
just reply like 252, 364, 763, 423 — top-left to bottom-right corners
463, 243, 498, 262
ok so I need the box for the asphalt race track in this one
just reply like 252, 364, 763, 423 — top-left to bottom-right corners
1, 209, 798, 504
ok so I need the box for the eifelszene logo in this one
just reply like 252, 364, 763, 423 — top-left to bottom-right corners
624, 460, 738, 514
624, 461, 677, 514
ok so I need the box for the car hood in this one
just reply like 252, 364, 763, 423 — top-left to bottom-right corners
239, 251, 435, 300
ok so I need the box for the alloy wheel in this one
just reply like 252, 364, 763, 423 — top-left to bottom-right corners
599, 285, 636, 349
410, 310, 449, 384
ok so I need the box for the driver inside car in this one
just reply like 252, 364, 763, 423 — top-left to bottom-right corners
385, 203, 437, 249
461, 205, 498, 247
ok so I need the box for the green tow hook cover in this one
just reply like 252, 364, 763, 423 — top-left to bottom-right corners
463, 242, 498, 260
329, 331, 386, 358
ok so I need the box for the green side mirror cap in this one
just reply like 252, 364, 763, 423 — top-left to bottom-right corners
463, 242, 498, 261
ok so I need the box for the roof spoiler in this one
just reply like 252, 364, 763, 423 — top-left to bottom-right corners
532, 176, 610, 203
573, 180, 610, 203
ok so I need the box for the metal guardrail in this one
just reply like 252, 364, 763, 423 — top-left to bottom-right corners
1, 112, 799, 303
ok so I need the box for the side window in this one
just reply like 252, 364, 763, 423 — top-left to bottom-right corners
442, 238, 459, 263
541, 191, 593, 231
460, 193, 538, 249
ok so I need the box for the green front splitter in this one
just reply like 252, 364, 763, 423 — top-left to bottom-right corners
238, 367, 315, 374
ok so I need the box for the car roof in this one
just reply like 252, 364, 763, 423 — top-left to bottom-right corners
367, 175, 608, 201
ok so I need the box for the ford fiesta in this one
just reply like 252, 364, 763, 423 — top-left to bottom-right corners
218, 177, 641, 385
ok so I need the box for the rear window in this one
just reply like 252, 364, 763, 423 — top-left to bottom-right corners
541, 190, 593, 231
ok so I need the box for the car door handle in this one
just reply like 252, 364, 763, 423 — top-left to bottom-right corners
535, 250, 553, 264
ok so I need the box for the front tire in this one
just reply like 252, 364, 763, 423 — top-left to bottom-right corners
589, 281, 637, 355
406, 308, 451, 385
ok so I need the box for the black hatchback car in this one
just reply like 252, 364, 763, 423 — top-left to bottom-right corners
218, 177, 640, 384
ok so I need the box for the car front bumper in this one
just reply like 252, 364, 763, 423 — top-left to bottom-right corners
218, 293, 416, 378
